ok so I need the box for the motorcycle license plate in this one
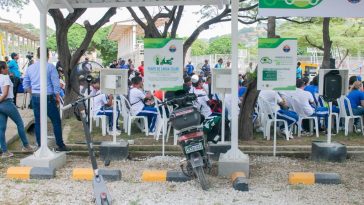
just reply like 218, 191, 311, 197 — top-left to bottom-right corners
185, 143, 203, 154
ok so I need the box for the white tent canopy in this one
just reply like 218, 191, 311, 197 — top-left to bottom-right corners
49, 0, 228, 10
33, 0, 246, 161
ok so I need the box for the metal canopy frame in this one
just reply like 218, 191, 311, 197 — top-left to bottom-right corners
33, 0, 245, 160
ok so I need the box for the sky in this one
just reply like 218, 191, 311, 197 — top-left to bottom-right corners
0, 1, 247, 39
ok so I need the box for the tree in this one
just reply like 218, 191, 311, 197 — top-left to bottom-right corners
190, 39, 209, 56
305, 18, 333, 69
91, 26, 118, 67
207, 37, 232, 54
0, 0, 28, 10
48, 8, 117, 118
127, 2, 261, 60
47, 24, 87, 53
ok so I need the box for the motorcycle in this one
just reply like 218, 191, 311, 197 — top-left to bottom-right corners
163, 93, 212, 190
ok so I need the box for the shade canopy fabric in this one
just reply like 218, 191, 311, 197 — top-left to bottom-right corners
49, 0, 228, 9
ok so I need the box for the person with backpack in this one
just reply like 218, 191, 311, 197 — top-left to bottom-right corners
129, 76, 158, 135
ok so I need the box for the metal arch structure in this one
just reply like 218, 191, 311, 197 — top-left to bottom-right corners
32, 0, 246, 161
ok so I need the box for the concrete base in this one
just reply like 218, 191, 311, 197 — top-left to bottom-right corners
208, 142, 231, 161
99, 140, 129, 161
166, 171, 191, 182
20, 152, 66, 170
311, 141, 347, 162
218, 150, 250, 177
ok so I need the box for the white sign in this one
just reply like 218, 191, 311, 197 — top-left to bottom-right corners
257, 38, 297, 91
212, 69, 231, 94
100, 69, 128, 95
259, 0, 364, 18
144, 38, 184, 91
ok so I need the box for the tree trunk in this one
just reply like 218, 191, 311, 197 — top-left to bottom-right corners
238, 16, 277, 140
238, 78, 259, 140
267, 16, 276, 38
322, 17, 332, 69
48, 8, 116, 118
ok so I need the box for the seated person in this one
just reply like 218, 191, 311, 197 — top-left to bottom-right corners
183, 76, 192, 93
259, 90, 298, 137
287, 79, 329, 130
129, 76, 158, 134
203, 76, 211, 98
92, 78, 120, 133
347, 81, 364, 116
190, 75, 223, 142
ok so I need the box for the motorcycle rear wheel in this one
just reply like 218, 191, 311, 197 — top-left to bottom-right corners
194, 166, 209, 190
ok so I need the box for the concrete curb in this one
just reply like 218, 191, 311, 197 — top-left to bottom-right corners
231, 172, 248, 191
72, 168, 122, 181
289, 172, 341, 185
142, 170, 191, 182
7, 167, 55, 180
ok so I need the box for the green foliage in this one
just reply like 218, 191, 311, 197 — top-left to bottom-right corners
0, 0, 28, 10
278, 18, 364, 55
207, 37, 232, 54
47, 24, 117, 66
191, 39, 208, 56
92, 26, 118, 66
47, 24, 86, 52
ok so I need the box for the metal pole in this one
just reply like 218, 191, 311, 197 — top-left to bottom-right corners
113, 94, 117, 143
5, 31, 8, 56
36, 8, 53, 157
221, 93, 226, 142
327, 101, 333, 144
273, 94, 278, 156
229, 0, 241, 159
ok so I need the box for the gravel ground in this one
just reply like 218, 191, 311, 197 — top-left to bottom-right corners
0, 155, 363, 205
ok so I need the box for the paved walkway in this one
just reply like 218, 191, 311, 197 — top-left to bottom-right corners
5, 94, 34, 145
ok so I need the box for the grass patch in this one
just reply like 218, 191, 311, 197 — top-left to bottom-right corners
290, 185, 305, 190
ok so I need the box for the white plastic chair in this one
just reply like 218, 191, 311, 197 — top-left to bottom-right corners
153, 97, 168, 141
165, 105, 179, 145
338, 96, 364, 136
119, 95, 149, 136
288, 96, 319, 138
319, 96, 339, 134
116, 97, 128, 133
89, 97, 107, 136
257, 97, 290, 141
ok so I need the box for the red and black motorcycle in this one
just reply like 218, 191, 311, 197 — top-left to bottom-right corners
164, 93, 212, 190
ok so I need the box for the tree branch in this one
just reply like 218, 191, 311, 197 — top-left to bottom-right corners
72, 8, 117, 67
162, 6, 177, 37
127, 7, 147, 30
171, 6, 184, 38
337, 49, 349, 68
305, 35, 324, 51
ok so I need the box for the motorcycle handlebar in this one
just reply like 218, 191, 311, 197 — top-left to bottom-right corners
62, 94, 99, 111
159, 93, 204, 107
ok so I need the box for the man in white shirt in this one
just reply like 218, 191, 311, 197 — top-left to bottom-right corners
92, 78, 120, 134
129, 76, 158, 134
259, 90, 298, 136
190, 76, 223, 143
284, 79, 329, 130
190, 78, 212, 119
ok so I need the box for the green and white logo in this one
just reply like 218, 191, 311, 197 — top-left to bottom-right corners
260, 0, 323, 9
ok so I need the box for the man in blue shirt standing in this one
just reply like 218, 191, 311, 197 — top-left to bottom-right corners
215, 58, 224, 69
185, 61, 194, 76
7, 52, 21, 106
118, 59, 128, 69
201, 59, 211, 77
296, 62, 302, 79
23, 48, 70, 152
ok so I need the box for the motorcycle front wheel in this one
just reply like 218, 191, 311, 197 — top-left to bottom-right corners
194, 166, 209, 191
